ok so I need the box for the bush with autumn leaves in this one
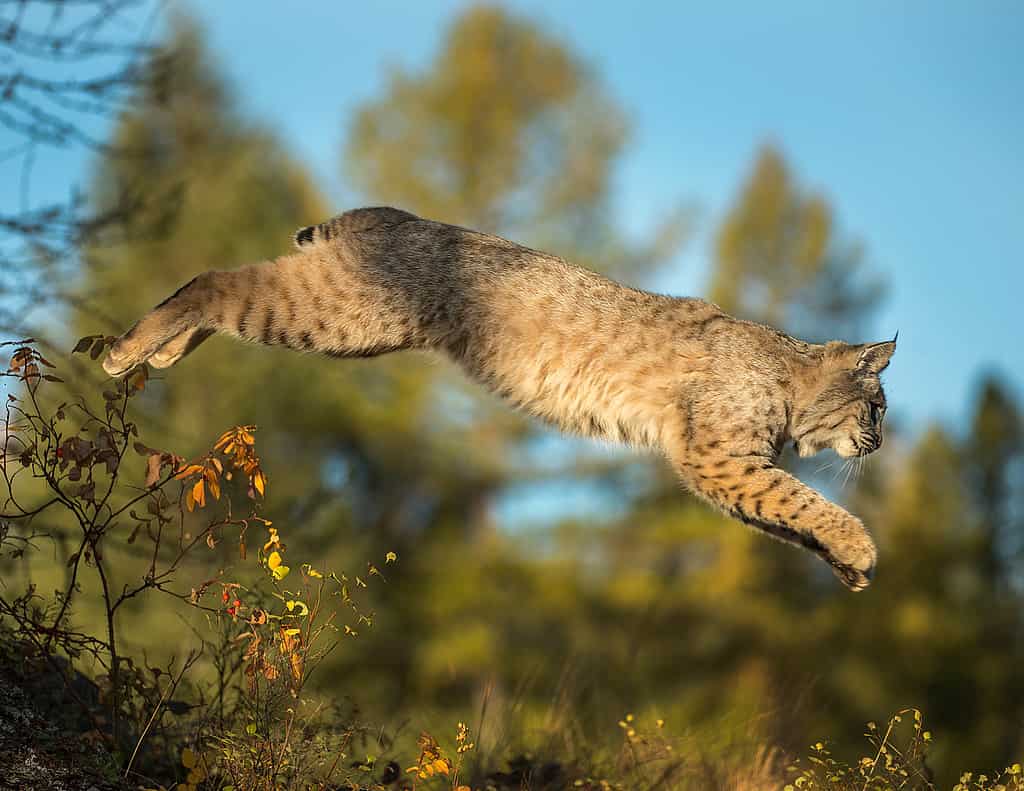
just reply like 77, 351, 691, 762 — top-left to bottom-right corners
0, 338, 407, 790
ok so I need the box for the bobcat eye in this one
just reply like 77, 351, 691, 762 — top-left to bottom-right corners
869, 401, 885, 423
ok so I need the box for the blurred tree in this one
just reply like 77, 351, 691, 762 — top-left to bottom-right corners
961, 375, 1024, 762
710, 145, 884, 342
345, 3, 686, 280
964, 374, 1023, 580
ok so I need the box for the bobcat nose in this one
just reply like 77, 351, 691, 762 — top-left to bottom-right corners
859, 433, 882, 455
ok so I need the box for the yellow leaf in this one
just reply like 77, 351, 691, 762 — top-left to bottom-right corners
253, 470, 266, 496
268, 551, 282, 569
283, 627, 301, 636
181, 747, 197, 768
272, 564, 290, 581
432, 758, 451, 776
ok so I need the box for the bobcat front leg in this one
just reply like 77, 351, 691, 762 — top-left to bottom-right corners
675, 454, 877, 591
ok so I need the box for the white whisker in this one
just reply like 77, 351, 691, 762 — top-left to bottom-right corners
841, 458, 857, 487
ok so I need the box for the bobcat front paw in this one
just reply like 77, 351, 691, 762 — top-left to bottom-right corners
826, 531, 877, 592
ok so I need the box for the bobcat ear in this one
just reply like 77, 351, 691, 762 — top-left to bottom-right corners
856, 335, 897, 373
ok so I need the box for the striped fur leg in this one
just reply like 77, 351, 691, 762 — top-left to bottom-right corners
673, 453, 877, 591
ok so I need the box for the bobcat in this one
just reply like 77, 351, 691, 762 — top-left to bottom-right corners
103, 207, 895, 591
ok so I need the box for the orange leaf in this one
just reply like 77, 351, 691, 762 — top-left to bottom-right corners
174, 464, 203, 480
192, 479, 205, 509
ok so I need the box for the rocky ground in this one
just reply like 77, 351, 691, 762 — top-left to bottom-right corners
0, 639, 129, 791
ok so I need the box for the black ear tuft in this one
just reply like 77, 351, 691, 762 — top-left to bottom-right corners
857, 339, 897, 374
294, 226, 315, 247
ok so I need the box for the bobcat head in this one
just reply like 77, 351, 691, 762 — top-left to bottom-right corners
792, 339, 896, 459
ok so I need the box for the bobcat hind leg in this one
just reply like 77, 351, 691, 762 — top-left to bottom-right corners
102, 276, 206, 376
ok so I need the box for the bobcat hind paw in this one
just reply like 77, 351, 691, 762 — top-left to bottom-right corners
102, 338, 145, 377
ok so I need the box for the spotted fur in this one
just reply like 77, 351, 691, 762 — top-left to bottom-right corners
104, 207, 896, 591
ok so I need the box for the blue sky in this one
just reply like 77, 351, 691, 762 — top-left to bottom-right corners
6, 1, 1022, 435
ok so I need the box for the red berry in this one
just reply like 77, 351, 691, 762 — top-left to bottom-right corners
233, 599, 241, 608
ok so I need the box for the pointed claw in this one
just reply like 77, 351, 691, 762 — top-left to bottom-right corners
831, 559, 874, 592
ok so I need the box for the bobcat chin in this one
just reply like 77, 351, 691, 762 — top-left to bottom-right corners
104, 207, 895, 591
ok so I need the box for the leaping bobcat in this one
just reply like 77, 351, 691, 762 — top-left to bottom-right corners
103, 207, 895, 591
